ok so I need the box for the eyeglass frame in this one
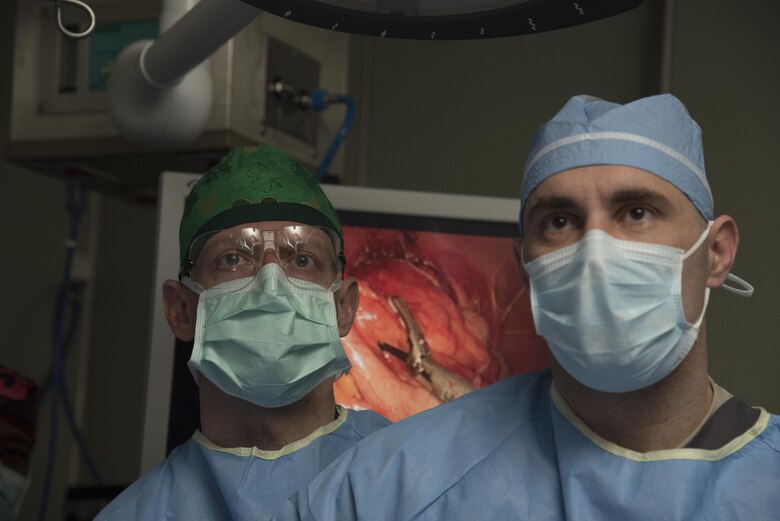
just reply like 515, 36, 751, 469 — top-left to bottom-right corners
178, 225, 347, 283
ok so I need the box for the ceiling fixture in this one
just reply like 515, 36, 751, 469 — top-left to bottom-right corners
239, 0, 644, 40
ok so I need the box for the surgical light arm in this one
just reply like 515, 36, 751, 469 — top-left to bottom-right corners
108, 0, 261, 147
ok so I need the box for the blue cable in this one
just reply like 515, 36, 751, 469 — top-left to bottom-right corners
40, 289, 104, 488
314, 93, 357, 182
37, 180, 87, 521
59, 287, 103, 486
60, 377, 103, 487
40, 284, 82, 394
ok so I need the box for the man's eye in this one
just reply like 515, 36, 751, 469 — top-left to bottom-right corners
628, 207, 648, 221
218, 252, 248, 268
293, 254, 315, 269
548, 216, 570, 230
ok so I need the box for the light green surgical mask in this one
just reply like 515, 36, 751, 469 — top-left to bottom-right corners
181, 263, 351, 408
0, 463, 29, 521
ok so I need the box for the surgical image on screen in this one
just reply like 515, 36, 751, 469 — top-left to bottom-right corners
334, 226, 549, 421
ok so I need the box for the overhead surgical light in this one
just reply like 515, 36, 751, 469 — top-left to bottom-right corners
106, 0, 643, 149
237, 0, 644, 39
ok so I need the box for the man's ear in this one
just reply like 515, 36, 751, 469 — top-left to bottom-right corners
512, 238, 530, 293
706, 215, 739, 289
335, 277, 359, 337
162, 279, 198, 342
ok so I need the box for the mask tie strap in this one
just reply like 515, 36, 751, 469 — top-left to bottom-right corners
691, 287, 711, 329
721, 273, 754, 297
680, 221, 754, 297
180, 276, 205, 294
682, 222, 714, 261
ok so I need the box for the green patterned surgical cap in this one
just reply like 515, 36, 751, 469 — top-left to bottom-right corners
179, 146, 342, 267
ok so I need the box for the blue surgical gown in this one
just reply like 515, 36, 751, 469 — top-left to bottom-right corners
274, 370, 780, 521
95, 407, 389, 521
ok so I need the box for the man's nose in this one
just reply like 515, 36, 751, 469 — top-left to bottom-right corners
582, 212, 613, 235
259, 247, 282, 266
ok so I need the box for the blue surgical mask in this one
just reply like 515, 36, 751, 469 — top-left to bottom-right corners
0, 463, 29, 521
523, 225, 715, 393
182, 263, 351, 408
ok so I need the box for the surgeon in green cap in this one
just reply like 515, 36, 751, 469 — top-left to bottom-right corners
95, 146, 390, 521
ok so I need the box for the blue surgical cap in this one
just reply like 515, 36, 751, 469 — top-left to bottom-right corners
519, 94, 713, 236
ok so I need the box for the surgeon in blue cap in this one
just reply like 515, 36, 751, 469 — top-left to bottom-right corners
271, 94, 780, 521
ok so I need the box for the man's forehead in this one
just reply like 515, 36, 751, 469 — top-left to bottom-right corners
211, 221, 322, 240
527, 164, 691, 203
220, 220, 306, 234
203, 221, 336, 250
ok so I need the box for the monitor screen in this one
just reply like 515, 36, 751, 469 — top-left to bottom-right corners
333, 208, 548, 421
142, 176, 548, 471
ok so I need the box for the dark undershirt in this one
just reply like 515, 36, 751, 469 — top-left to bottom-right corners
685, 396, 761, 450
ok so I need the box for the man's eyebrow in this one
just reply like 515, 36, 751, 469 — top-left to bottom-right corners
609, 189, 674, 208
524, 196, 579, 220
